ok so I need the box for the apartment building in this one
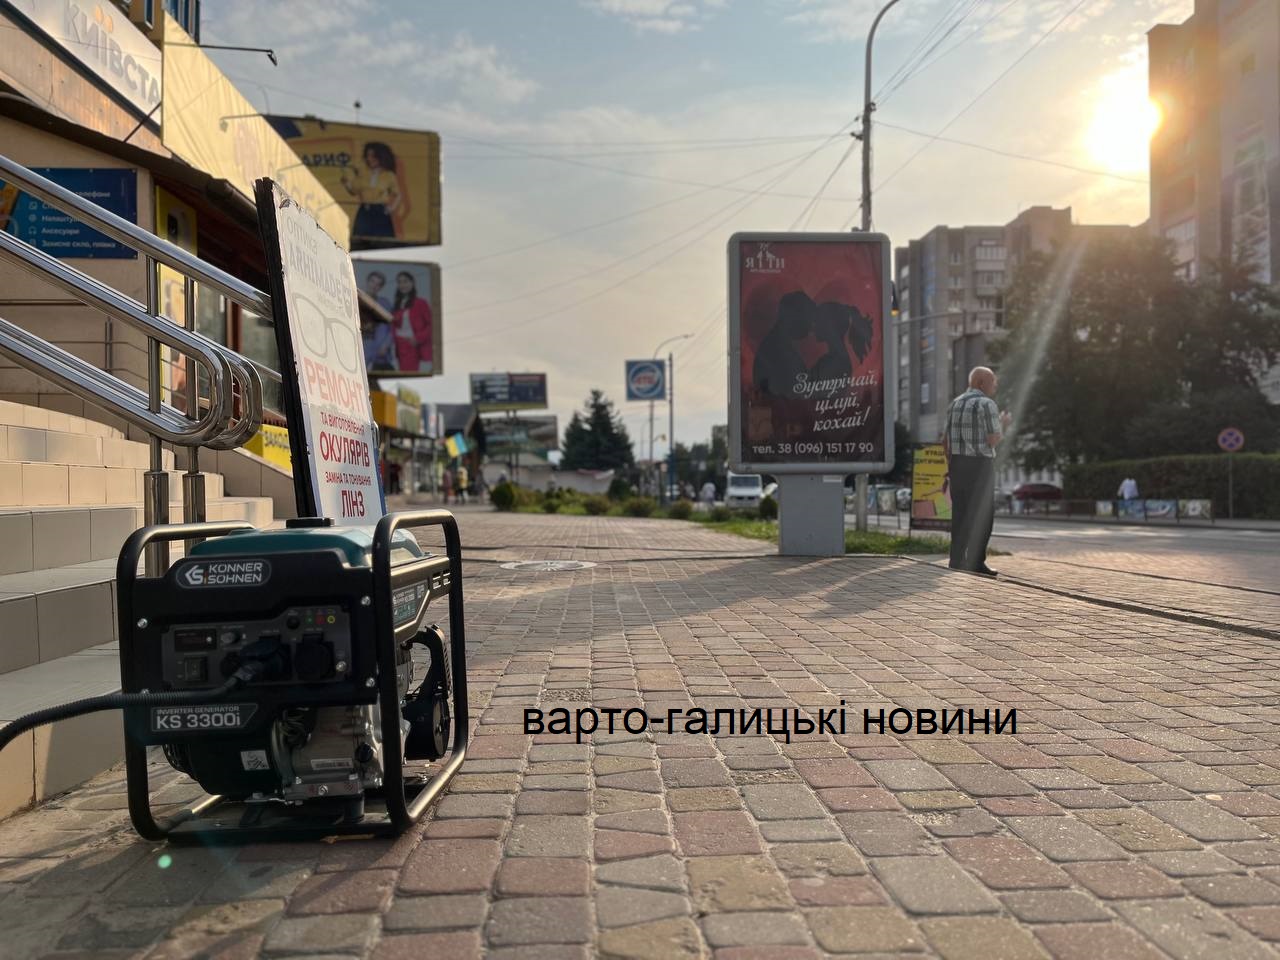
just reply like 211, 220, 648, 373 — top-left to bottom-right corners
1149, 0, 1280, 399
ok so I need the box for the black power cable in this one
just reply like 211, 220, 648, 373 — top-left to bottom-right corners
0, 661, 267, 754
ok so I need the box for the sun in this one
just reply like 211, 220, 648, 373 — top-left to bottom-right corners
1084, 65, 1163, 175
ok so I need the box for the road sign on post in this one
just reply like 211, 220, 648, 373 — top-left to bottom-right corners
625, 359, 666, 402
1218, 427, 1244, 519
728, 232, 894, 556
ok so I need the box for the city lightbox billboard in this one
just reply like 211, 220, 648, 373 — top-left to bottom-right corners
728, 232, 894, 474
470, 373, 548, 412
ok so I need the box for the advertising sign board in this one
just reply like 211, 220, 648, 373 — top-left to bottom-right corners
0, 0, 162, 120
351, 259, 441, 376
484, 415, 559, 457
265, 116, 442, 248
909, 444, 951, 531
256, 179, 384, 522
0, 167, 136, 258
470, 373, 548, 412
728, 232, 893, 474
625, 359, 666, 402
164, 19, 349, 244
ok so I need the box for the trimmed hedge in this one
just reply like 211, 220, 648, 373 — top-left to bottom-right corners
667, 499, 694, 520
1063, 453, 1280, 519
583, 495, 610, 515
490, 481, 517, 511
624, 496, 657, 517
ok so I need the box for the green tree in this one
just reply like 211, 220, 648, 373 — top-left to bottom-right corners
991, 232, 1186, 468
1179, 250, 1280, 396
560, 390, 635, 470
1124, 385, 1280, 458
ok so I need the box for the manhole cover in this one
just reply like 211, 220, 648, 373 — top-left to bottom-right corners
499, 560, 597, 572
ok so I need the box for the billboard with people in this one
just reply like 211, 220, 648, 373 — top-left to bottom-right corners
265, 116, 442, 248
352, 259, 442, 377
728, 233, 893, 474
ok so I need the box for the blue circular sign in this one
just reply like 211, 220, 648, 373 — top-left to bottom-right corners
627, 361, 665, 401
1218, 427, 1244, 452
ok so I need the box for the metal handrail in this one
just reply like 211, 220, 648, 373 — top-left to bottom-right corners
0, 231, 237, 444
0, 155, 271, 317
0, 153, 286, 574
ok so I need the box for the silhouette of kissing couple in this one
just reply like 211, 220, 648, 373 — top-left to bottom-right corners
752, 290, 872, 398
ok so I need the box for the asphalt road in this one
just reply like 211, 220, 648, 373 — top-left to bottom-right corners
855, 512, 1280, 593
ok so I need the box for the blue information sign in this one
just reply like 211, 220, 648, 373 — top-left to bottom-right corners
0, 168, 138, 259
625, 359, 666, 401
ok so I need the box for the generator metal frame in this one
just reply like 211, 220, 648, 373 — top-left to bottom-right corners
116, 510, 469, 842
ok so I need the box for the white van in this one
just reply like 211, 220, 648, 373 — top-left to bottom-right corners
726, 471, 763, 510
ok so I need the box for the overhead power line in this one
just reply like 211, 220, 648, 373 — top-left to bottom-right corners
876, 0, 986, 104
223, 72, 860, 203
450, 131, 853, 318
845, 0, 1092, 230
444, 129, 850, 346
875, 120, 1149, 184
445, 131, 855, 272
881, 0, 1024, 105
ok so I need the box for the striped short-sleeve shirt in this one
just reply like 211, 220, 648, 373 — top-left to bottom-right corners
945, 388, 1000, 458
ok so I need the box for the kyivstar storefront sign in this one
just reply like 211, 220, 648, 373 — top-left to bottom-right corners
1, 0, 162, 119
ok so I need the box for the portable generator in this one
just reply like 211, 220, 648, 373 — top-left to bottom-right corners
0, 508, 468, 842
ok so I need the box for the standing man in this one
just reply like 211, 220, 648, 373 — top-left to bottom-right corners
456, 463, 470, 505
942, 367, 1010, 576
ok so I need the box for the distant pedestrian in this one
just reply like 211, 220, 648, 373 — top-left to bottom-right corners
700, 480, 716, 511
456, 464, 470, 505
441, 467, 454, 505
1117, 477, 1139, 501
943, 366, 1009, 576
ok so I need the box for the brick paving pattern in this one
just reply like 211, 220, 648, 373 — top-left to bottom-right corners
1, 511, 1280, 958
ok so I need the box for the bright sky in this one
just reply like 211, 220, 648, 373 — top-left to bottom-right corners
204, 0, 1193, 458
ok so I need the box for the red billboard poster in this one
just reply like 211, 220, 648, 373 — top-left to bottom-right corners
728, 233, 893, 474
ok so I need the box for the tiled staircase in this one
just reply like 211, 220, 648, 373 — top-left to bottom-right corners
0, 399, 274, 818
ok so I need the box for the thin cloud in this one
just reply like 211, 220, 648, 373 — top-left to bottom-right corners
583, 0, 725, 33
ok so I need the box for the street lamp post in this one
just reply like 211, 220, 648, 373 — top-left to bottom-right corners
852, 0, 905, 532
651, 334, 692, 502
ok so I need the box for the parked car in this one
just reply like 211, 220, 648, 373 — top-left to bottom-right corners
726, 471, 763, 510
1012, 483, 1063, 501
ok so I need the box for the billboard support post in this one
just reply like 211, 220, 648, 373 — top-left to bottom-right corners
668, 351, 675, 505
778, 475, 847, 556
728, 232, 894, 557
649, 401, 655, 494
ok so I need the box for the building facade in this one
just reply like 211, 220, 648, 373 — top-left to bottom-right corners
894, 207, 1131, 492
1149, 0, 1280, 399
893, 223, 1007, 444
0, 0, 347, 426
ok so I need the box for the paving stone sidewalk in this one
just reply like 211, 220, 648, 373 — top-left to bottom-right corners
968, 556, 1280, 636
3, 511, 1280, 958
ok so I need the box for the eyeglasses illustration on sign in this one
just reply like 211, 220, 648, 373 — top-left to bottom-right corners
293, 293, 360, 375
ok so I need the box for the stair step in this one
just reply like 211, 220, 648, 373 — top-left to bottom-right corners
0, 399, 125, 440
0, 464, 225, 507
0, 426, 177, 470
0, 643, 122, 819
0, 497, 272, 673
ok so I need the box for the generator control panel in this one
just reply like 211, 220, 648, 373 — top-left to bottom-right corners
161, 606, 354, 689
